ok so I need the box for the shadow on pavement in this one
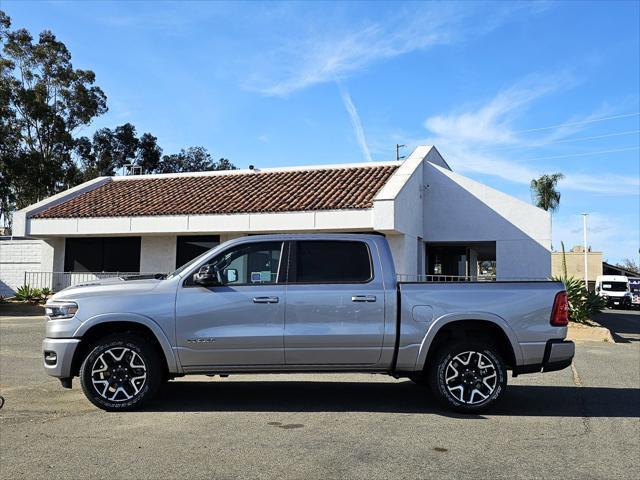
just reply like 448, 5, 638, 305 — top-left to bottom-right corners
145, 380, 640, 418
591, 310, 640, 343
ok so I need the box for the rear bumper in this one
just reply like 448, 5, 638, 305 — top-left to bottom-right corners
514, 339, 575, 375
42, 338, 80, 379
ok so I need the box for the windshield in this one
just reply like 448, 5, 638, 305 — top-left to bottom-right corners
601, 282, 628, 292
167, 248, 214, 279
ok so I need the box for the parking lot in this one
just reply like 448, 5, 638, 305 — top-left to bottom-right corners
1, 307, 638, 480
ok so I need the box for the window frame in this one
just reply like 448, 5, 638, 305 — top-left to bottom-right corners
286, 240, 374, 285
182, 240, 289, 288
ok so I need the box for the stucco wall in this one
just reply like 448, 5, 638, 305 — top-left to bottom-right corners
140, 236, 177, 273
0, 239, 43, 296
551, 251, 603, 281
422, 162, 552, 279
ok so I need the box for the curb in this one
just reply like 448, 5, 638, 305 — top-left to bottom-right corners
567, 323, 615, 343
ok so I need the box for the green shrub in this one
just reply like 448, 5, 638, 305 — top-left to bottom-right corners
41, 287, 53, 297
14, 285, 46, 303
552, 276, 606, 323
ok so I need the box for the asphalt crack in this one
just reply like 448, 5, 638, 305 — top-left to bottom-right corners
571, 362, 592, 435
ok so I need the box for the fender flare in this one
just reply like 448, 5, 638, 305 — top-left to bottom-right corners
74, 312, 182, 374
413, 312, 523, 371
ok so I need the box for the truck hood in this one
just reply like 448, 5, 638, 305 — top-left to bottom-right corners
50, 276, 162, 301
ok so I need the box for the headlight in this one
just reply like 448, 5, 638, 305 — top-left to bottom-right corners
45, 302, 78, 319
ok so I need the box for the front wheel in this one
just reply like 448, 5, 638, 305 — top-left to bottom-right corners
428, 340, 507, 413
79, 333, 162, 411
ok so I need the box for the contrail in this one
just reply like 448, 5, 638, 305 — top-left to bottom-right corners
338, 84, 372, 162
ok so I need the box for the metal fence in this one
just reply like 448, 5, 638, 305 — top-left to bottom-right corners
396, 274, 497, 282
24, 271, 158, 292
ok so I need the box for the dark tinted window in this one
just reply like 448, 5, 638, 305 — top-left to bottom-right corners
292, 241, 372, 283
176, 235, 220, 268
64, 237, 140, 272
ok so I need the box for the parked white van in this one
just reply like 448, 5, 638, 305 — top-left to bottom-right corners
595, 275, 632, 309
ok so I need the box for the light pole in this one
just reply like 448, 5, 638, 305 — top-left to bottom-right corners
582, 213, 589, 290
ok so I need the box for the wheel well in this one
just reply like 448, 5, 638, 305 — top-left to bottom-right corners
424, 320, 516, 370
71, 321, 169, 378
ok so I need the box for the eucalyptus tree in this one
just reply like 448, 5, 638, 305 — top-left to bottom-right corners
0, 10, 107, 212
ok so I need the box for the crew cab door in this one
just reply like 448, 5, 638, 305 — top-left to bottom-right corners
284, 240, 385, 365
175, 241, 286, 368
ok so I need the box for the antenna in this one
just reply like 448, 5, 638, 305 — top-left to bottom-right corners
396, 144, 406, 161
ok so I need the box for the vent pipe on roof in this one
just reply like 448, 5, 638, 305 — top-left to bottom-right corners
249, 165, 260, 172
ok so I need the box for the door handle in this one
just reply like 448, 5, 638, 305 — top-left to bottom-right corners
351, 295, 377, 303
253, 296, 279, 304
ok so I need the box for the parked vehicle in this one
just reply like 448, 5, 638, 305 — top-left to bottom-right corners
595, 275, 632, 309
42, 234, 574, 413
628, 278, 640, 309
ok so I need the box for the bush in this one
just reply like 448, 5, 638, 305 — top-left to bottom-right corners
14, 285, 46, 303
552, 276, 606, 323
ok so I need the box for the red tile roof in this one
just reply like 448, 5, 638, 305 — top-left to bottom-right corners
32, 165, 398, 219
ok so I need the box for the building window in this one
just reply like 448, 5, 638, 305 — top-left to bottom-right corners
176, 235, 220, 269
290, 241, 372, 283
64, 237, 141, 272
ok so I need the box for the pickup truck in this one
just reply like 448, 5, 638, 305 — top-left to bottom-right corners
42, 234, 574, 413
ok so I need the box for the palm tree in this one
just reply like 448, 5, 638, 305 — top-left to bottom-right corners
531, 173, 564, 251
530, 173, 564, 212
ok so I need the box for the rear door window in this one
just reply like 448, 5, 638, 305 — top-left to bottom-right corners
290, 241, 372, 283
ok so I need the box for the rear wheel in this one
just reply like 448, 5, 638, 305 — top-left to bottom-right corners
428, 339, 507, 413
79, 333, 162, 411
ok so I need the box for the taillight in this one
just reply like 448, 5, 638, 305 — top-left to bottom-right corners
551, 291, 569, 327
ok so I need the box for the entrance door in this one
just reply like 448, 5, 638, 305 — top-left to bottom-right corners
175, 241, 286, 369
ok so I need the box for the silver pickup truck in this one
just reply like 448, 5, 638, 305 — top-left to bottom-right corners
42, 234, 574, 413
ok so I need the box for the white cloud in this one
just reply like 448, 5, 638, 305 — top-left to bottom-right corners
421, 75, 640, 195
246, 3, 537, 96
425, 76, 563, 145
339, 85, 372, 162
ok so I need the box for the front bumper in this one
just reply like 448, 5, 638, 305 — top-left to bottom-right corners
42, 338, 80, 379
514, 339, 575, 375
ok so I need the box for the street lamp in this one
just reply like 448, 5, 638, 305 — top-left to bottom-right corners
582, 213, 589, 290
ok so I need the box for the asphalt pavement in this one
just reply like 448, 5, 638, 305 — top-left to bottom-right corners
0, 308, 638, 479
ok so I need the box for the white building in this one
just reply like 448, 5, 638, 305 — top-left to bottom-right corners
2, 146, 551, 293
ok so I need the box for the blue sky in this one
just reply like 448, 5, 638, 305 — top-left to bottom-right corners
4, 1, 639, 264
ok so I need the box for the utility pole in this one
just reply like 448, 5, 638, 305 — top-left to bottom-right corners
582, 213, 589, 290
396, 144, 406, 162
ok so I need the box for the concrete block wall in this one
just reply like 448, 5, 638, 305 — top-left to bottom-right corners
0, 239, 44, 296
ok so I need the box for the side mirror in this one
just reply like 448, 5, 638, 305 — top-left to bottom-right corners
193, 264, 221, 286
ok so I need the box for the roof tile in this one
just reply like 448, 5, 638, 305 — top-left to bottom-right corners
32, 165, 398, 219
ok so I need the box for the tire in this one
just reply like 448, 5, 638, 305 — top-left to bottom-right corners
79, 333, 162, 411
428, 339, 507, 413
